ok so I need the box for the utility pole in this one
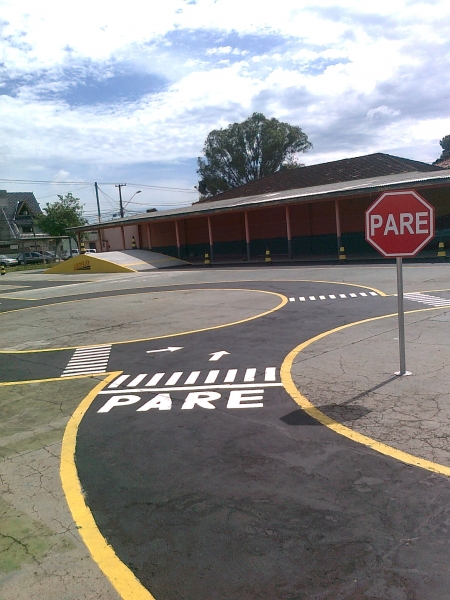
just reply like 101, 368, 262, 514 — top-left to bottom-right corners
94, 182, 101, 222
94, 182, 103, 251
115, 183, 126, 218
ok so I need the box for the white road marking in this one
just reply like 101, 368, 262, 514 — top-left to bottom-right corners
145, 373, 165, 386
264, 367, 276, 381
244, 368, 256, 382
288, 291, 379, 303
128, 374, 147, 387
404, 293, 450, 307
110, 374, 130, 388
100, 382, 283, 394
205, 369, 220, 384
185, 371, 201, 385
209, 351, 230, 361
61, 345, 112, 377
165, 372, 183, 385
224, 369, 237, 383
146, 346, 183, 354
106, 368, 279, 391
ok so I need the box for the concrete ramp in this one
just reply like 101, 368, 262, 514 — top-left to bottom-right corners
44, 250, 190, 274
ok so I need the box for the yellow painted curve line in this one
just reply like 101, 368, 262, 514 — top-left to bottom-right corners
60, 372, 156, 600
274, 278, 387, 296
0, 374, 108, 386
281, 306, 450, 478
0, 288, 287, 353
0, 277, 388, 302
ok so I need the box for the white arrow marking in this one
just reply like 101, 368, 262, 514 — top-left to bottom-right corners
146, 347, 183, 354
209, 351, 230, 361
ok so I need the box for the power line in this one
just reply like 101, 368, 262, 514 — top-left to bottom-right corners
0, 178, 198, 192
36, 184, 93, 200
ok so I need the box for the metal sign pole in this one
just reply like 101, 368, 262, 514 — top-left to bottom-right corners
395, 257, 411, 376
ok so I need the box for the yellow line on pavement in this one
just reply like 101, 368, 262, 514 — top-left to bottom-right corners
0, 288, 287, 353
281, 306, 450, 478
60, 372, 156, 600
0, 374, 109, 386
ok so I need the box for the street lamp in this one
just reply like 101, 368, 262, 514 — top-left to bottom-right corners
123, 190, 142, 212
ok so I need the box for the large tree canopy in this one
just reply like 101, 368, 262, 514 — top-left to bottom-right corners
197, 112, 312, 198
35, 193, 87, 238
436, 134, 450, 163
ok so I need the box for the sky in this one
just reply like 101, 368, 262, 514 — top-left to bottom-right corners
1, 0, 449, 222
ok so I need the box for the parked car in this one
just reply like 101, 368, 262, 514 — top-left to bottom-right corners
40, 251, 57, 261
62, 249, 79, 260
15, 252, 45, 265
0, 254, 19, 267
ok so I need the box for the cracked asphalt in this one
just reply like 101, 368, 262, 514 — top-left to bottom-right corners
0, 263, 449, 600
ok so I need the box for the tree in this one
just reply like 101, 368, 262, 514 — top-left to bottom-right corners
35, 193, 87, 238
435, 134, 450, 163
197, 112, 312, 198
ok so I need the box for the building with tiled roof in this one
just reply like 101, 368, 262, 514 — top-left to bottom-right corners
197, 153, 443, 203
68, 152, 450, 263
0, 190, 43, 242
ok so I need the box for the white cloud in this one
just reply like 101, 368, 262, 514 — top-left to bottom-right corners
367, 105, 401, 119
1, 0, 450, 217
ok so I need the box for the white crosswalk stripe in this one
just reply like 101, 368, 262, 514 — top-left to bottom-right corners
104, 368, 281, 392
287, 291, 379, 303
404, 293, 450, 307
61, 345, 112, 377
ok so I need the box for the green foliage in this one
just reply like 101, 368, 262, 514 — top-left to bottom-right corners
197, 112, 312, 198
36, 193, 87, 238
438, 134, 450, 161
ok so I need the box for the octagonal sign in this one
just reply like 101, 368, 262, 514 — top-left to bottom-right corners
365, 190, 435, 257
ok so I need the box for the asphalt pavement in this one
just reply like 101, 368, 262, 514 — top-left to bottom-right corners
0, 265, 449, 600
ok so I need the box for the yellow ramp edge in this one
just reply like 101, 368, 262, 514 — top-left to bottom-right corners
44, 255, 136, 274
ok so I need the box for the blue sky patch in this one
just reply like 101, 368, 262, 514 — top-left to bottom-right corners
0, 65, 169, 106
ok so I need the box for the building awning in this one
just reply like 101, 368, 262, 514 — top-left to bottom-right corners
67, 169, 450, 234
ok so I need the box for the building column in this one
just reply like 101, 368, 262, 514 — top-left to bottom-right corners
244, 211, 251, 261
334, 199, 342, 258
147, 223, 152, 249
77, 233, 81, 251
121, 226, 126, 250
97, 228, 102, 252
285, 205, 292, 259
175, 220, 181, 259
207, 216, 214, 263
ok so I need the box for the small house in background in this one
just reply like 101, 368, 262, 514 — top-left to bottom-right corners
0, 190, 73, 259
0, 190, 43, 241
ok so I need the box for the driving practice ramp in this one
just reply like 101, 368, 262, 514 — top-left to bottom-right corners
45, 250, 190, 274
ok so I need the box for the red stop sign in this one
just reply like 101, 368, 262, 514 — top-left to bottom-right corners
365, 190, 435, 257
